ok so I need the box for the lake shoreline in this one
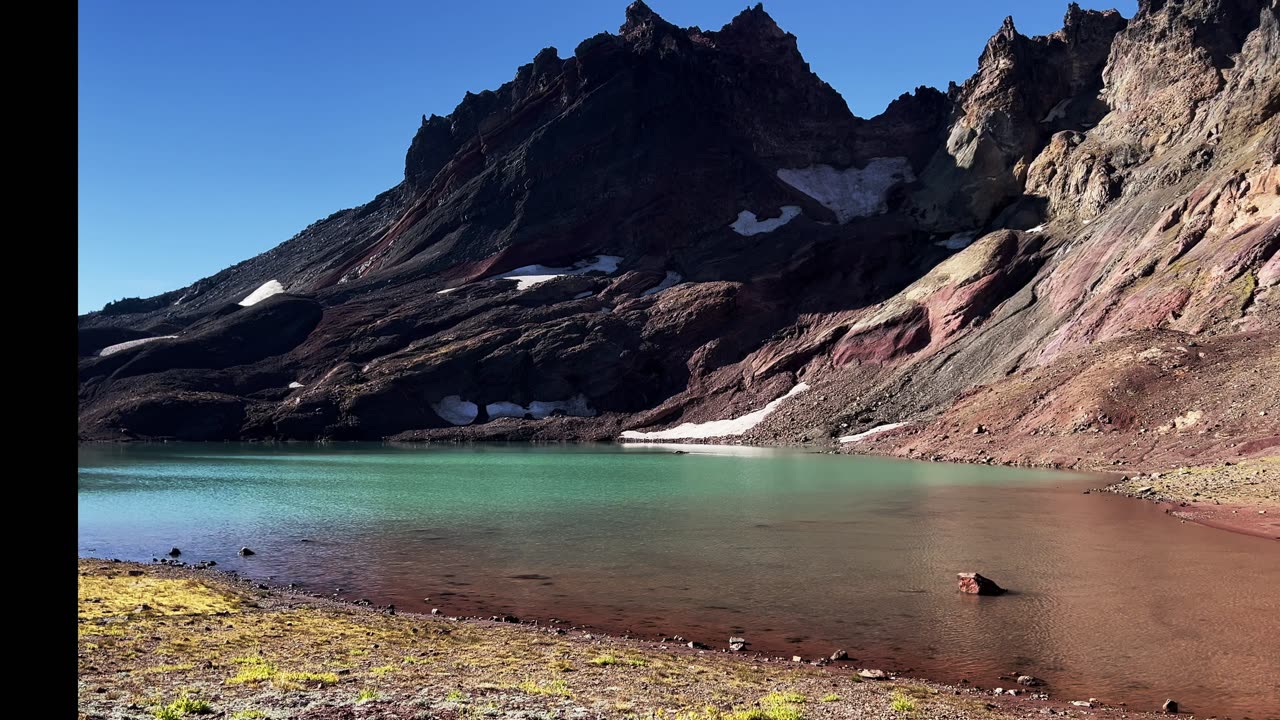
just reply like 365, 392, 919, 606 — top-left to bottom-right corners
78, 558, 1177, 719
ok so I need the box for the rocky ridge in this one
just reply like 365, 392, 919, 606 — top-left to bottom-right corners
79, 1, 1279, 477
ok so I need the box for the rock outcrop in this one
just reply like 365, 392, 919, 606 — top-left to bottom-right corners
79, 0, 1279, 469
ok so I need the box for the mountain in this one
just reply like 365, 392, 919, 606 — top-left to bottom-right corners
78, 0, 1279, 470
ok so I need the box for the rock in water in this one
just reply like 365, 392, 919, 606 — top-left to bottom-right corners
957, 572, 1006, 595
1162, 699, 1178, 713
239, 547, 255, 556
1016, 674, 1043, 686
728, 636, 746, 652
831, 649, 848, 661
167, 547, 181, 557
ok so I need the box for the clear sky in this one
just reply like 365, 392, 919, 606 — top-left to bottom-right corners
78, 0, 1136, 313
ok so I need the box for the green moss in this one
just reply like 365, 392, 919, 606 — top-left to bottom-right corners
517, 678, 572, 697
819, 694, 839, 702
890, 689, 918, 714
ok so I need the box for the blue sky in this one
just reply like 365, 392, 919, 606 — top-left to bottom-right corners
78, 0, 1136, 313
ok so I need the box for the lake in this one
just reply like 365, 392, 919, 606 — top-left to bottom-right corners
77, 443, 1280, 717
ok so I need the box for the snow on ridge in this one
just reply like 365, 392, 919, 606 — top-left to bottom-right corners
1027, 224, 1046, 233
641, 271, 683, 297
619, 383, 810, 441
730, 206, 802, 236
501, 255, 623, 291
98, 336, 178, 357
288, 381, 305, 389
776, 158, 914, 223
239, 280, 285, 306
837, 422, 907, 443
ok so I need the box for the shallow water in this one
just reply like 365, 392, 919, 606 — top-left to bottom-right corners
78, 443, 1280, 717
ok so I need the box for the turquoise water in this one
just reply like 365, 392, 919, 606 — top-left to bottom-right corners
78, 443, 1280, 716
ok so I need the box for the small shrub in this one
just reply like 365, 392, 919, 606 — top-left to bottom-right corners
356, 688, 380, 703
153, 694, 212, 719
890, 689, 918, 714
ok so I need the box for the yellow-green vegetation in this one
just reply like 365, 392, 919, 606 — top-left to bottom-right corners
589, 652, 648, 667
80, 572, 239, 619
225, 656, 337, 689
77, 559, 1037, 720
517, 677, 572, 697
356, 688, 381, 702
153, 694, 212, 719
891, 689, 919, 714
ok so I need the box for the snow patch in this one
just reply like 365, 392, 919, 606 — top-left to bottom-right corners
1027, 224, 1046, 233
501, 255, 623, 291
776, 158, 914, 223
730, 206, 802, 236
436, 287, 458, 295
483, 396, 597, 420
838, 422, 907, 443
936, 231, 978, 250
572, 291, 594, 300
239, 280, 285, 306
432, 395, 479, 426
98, 336, 177, 357
1041, 99, 1070, 123
620, 383, 810, 441
641, 271, 683, 297
288, 381, 305, 389
619, 443, 780, 457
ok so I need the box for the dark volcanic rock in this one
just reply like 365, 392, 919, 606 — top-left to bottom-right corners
78, 0, 1279, 458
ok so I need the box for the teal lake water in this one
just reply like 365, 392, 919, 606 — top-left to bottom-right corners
78, 443, 1279, 716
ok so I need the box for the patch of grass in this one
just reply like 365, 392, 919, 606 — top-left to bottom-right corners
229, 712, 266, 720
820, 694, 839, 702
890, 689, 918, 714
548, 658, 575, 672
356, 688, 381, 703
141, 663, 196, 674
589, 653, 647, 667
370, 664, 398, 676
517, 678, 572, 697
153, 694, 212, 719
401, 655, 431, 665
79, 574, 240, 620
274, 671, 339, 691
444, 689, 467, 702
226, 657, 276, 685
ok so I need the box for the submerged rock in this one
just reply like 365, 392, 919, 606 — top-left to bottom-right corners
239, 547, 255, 556
957, 572, 1007, 595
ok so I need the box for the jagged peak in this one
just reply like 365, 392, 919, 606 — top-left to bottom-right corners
620, 0, 667, 35
721, 3, 785, 39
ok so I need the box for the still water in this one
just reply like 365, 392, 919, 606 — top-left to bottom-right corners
78, 443, 1280, 717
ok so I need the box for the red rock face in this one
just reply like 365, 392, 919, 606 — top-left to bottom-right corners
79, 0, 1279, 459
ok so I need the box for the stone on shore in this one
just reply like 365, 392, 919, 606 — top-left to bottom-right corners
831, 649, 848, 661
957, 572, 1006, 595
1163, 698, 1179, 713
858, 668, 889, 680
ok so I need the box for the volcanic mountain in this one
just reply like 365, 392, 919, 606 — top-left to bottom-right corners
79, 0, 1279, 470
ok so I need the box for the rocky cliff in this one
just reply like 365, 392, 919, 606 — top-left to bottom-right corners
78, 0, 1279, 470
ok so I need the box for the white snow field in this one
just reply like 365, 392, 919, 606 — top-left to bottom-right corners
837, 422, 907, 443
500, 255, 623, 290
619, 383, 810, 441
730, 205, 802, 236
238, 280, 285, 306
776, 158, 914, 223
98, 336, 178, 357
